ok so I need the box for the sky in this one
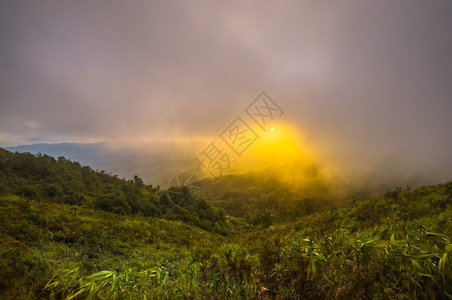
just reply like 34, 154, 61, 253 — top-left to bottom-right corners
1, 1, 451, 184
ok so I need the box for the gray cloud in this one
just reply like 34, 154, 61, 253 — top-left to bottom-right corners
0, 0, 451, 184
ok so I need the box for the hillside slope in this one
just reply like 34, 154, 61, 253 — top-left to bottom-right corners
0, 194, 223, 299
0, 148, 230, 234
1, 183, 451, 299
0, 148, 451, 298
225, 183, 452, 298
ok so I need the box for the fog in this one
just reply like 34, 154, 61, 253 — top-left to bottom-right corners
1, 1, 451, 189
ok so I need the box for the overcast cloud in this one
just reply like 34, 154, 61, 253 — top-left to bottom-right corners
1, 1, 451, 183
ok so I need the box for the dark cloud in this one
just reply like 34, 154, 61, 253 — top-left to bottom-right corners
0, 0, 451, 184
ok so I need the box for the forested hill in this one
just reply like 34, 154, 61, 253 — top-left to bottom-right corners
0, 148, 335, 231
195, 171, 337, 223
1, 148, 451, 298
0, 148, 228, 234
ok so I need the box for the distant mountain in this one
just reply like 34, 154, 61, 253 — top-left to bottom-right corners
5, 142, 107, 164
4, 143, 197, 185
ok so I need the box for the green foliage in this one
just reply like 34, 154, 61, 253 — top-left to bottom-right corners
1, 183, 451, 298
0, 194, 222, 299
44, 266, 164, 299
229, 182, 452, 299
0, 149, 230, 235
196, 171, 334, 226
0, 148, 451, 298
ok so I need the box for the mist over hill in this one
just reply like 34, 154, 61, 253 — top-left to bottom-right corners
5, 142, 196, 185
5, 142, 446, 203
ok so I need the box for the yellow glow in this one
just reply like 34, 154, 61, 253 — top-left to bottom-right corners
231, 122, 315, 173
221, 122, 344, 198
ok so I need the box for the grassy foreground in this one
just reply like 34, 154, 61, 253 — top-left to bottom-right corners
1, 182, 451, 299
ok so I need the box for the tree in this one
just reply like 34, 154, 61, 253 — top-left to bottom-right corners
133, 175, 144, 188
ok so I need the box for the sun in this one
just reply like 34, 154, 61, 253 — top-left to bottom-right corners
232, 123, 311, 172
